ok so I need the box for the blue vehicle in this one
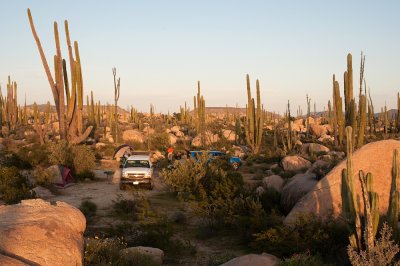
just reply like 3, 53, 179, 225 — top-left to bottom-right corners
189, 150, 242, 170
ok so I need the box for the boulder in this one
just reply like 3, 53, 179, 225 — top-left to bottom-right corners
221, 253, 280, 266
175, 130, 185, 137
285, 140, 400, 225
281, 155, 312, 172
120, 246, 164, 266
0, 199, 86, 266
169, 133, 178, 145
170, 126, 181, 134
318, 134, 335, 143
151, 150, 165, 163
32, 186, 55, 199
95, 142, 106, 150
262, 175, 284, 193
222, 129, 237, 142
301, 143, 330, 155
310, 124, 331, 137
0, 254, 28, 266
122, 129, 145, 143
281, 172, 318, 213
191, 131, 219, 147
143, 127, 155, 135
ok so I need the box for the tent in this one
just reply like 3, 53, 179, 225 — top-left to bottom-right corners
46, 165, 74, 188
113, 144, 134, 161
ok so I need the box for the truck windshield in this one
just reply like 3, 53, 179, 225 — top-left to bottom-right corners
125, 160, 150, 168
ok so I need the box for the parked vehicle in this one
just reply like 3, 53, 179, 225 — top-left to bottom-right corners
120, 154, 153, 190
189, 150, 242, 170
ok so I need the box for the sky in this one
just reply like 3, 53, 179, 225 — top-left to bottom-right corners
0, 1, 399, 114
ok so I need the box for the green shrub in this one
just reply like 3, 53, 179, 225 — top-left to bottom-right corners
84, 237, 128, 266
34, 167, 53, 187
2, 153, 32, 169
280, 253, 325, 266
70, 145, 96, 175
111, 195, 149, 221
252, 215, 348, 261
75, 170, 95, 182
80, 200, 97, 219
47, 141, 96, 176
148, 132, 170, 151
0, 167, 34, 204
17, 144, 49, 167
47, 140, 71, 166
259, 188, 283, 214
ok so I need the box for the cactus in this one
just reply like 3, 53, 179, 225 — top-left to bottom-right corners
341, 126, 362, 250
333, 75, 345, 145
387, 149, 400, 240
356, 95, 367, 148
33, 102, 45, 144
194, 81, 206, 146
27, 9, 92, 144
112, 67, 120, 143
287, 100, 292, 151
244, 74, 264, 154
306, 94, 311, 138
344, 54, 354, 126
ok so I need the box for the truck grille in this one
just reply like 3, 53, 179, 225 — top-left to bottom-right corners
127, 173, 146, 179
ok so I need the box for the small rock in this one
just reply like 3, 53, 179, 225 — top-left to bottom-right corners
120, 246, 164, 266
221, 253, 280, 266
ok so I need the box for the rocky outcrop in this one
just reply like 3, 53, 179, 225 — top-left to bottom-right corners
122, 129, 145, 143
310, 124, 331, 137
0, 254, 28, 266
221, 253, 280, 266
222, 129, 237, 142
281, 155, 312, 172
0, 199, 86, 266
285, 140, 400, 225
301, 143, 330, 155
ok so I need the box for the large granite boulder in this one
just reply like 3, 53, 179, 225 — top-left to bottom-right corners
120, 246, 164, 266
281, 172, 318, 213
281, 155, 312, 172
285, 140, 400, 224
0, 199, 86, 266
221, 253, 280, 266
262, 175, 284, 193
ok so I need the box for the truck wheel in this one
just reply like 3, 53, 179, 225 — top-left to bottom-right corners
232, 162, 240, 170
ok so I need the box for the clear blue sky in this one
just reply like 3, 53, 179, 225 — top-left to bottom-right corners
0, 1, 399, 114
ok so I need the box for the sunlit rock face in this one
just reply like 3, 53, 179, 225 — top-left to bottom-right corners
0, 199, 86, 266
285, 140, 400, 225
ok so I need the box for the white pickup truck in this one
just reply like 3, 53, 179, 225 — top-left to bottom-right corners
120, 154, 153, 190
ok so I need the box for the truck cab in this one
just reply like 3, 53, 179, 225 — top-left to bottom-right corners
120, 154, 153, 189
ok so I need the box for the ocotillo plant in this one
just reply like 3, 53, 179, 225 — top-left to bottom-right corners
244, 74, 263, 154
112, 67, 120, 143
28, 9, 92, 144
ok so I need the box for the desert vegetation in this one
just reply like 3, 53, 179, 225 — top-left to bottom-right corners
1, 4, 400, 266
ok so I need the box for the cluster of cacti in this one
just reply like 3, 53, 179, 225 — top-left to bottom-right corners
342, 126, 400, 254
244, 74, 263, 154
193, 81, 206, 146
332, 75, 345, 145
180, 102, 191, 125
28, 9, 92, 144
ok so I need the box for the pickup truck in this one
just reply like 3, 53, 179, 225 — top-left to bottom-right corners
189, 150, 242, 170
120, 154, 153, 190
